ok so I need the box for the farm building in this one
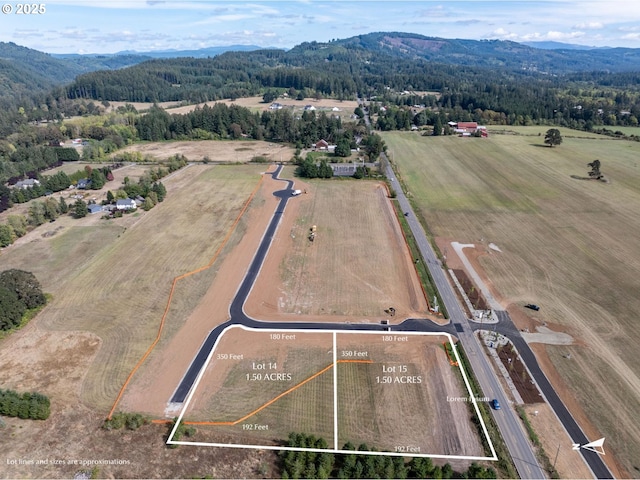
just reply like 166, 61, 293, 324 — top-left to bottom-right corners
312, 139, 336, 152
88, 204, 103, 215
330, 164, 359, 177
450, 122, 488, 137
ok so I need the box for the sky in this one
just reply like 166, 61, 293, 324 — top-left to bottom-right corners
1, 0, 640, 54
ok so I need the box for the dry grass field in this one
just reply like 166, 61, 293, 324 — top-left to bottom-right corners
381, 129, 640, 476
0, 164, 265, 411
182, 327, 335, 446
336, 333, 485, 457
117, 139, 295, 163
0, 163, 278, 478
166, 95, 358, 118
247, 178, 429, 321
180, 329, 484, 457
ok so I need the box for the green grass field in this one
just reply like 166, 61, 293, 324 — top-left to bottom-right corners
381, 129, 640, 474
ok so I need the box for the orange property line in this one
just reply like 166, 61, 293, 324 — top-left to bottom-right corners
185, 359, 373, 426
443, 342, 459, 367
107, 172, 266, 420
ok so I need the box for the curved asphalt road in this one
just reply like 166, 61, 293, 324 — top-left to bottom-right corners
171, 166, 449, 403
170, 142, 611, 478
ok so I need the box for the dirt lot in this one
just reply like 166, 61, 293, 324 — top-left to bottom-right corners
246, 178, 429, 322
117, 139, 295, 163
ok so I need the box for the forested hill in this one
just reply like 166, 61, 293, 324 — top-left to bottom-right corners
62, 32, 640, 106
0, 42, 149, 102
330, 32, 640, 73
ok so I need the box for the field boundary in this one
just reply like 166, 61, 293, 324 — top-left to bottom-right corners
167, 325, 498, 461
106, 172, 266, 419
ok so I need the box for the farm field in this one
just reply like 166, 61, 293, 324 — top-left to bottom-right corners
176, 327, 487, 460
381, 129, 640, 476
166, 95, 358, 118
246, 177, 431, 322
117, 139, 295, 163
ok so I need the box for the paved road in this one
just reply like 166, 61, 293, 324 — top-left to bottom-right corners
171, 166, 451, 403
385, 144, 612, 478
383, 159, 546, 479
471, 314, 613, 478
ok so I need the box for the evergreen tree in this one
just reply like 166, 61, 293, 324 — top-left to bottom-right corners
433, 116, 443, 136
58, 197, 68, 214
73, 199, 88, 218
0, 286, 26, 330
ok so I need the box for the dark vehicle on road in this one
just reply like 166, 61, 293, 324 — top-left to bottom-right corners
491, 399, 501, 410
524, 303, 540, 311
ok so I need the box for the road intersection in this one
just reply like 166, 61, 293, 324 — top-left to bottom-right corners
170, 154, 611, 478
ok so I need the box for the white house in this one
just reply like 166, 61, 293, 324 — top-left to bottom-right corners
116, 198, 137, 211
14, 179, 40, 189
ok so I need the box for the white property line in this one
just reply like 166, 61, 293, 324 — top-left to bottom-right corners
167, 325, 498, 461
333, 331, 338, 450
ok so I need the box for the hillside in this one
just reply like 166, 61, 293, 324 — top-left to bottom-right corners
0, 42, 149, 102
331, 32, 640, 73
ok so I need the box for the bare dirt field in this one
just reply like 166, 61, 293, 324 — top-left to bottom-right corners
176, 328, 485, 459
382, 129, 640, 477
117, 139, 295, 163
246, 177, 430, 322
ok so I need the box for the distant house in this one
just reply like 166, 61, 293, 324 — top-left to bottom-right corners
451, 121, 487, 137
76, 178, 91, 189
313, 139, 329, 150
88, 204, 103, 215
14, 179, 41, 189
116, 198, 136, 211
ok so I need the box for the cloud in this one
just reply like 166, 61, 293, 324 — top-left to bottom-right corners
490, 28, 519, 41
490, 28, 587, 42
573, 22, 603, 30
621, 33, 640, 41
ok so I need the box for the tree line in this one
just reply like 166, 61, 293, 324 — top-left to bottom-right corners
279, 432, 496, 479
0, 388, 50, 420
